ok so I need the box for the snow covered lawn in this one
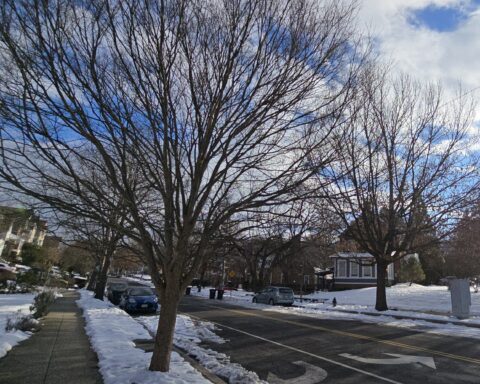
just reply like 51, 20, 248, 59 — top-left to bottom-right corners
304, 283, 480, 315
0, 293, 36, 358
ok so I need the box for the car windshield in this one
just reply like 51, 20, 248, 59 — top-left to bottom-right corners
110, 283, 127, 291
129, 288, 154, 296
279, 288, 293, 294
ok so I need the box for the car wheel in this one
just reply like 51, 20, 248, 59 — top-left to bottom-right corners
252, 297, 257, 303
268, 298, 274, 305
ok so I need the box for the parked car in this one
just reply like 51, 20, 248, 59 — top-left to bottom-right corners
119, 287, 158, 313
252, 286, 294, 306
0, 261, 17, 282
106, 282, 128, 305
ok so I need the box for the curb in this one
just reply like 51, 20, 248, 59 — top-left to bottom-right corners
316, 307, 480, 329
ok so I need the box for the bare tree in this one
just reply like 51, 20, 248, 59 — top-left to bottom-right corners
0, 0, 363, 370
445, 203, 480, 279
231, 199, 322, 291
316, 67, 478, 310
58, 213, 125, 299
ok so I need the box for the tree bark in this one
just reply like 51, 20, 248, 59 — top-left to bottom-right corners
375, 261, 388, 311
149, 287, 180, 372
94, 251, 113, 300
86, 261, 100, 291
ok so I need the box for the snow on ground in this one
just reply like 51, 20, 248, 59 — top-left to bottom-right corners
191, 287, 254, 304
190, 285, 480, 341
304, 283, 480, 315
191, 284, 480, 315
77, 290, 210, 384
137, 315, 266, 384
0, 293, 36, 358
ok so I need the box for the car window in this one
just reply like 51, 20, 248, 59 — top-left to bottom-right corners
279, 288, 293, 294
129, 288, 154, 296
110, 283, 127, 291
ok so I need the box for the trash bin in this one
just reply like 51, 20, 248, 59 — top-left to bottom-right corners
197, 285, 201, 292
450, 278, 471, 319
209, 288, 216, 299
185, 286, 191, 295
217, 289, 224, 300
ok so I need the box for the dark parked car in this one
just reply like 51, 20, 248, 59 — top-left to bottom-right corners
106, 282, 128, 305
119, 287, 158, 313
252, 286, 294, 306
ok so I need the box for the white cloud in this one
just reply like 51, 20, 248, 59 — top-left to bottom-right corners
358, 0, 480, 128
359, 0, 480, 91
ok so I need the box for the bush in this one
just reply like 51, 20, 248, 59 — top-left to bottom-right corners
45, 277, 69, 288
5, 315, 40, 333
399, 257, 426, 285
16, 270, 40, 289
30, 291, 56, 319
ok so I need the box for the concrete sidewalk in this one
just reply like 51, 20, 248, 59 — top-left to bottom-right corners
0, 291, 102, 384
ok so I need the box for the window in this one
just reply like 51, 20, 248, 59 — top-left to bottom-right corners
362, 265, 373, 277
337, 259, 347, 277
350, 261, 359, 277
304, 275, 310, 285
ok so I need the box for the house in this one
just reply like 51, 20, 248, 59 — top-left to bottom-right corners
0, 206, 47, 261
329, 252, 395, 289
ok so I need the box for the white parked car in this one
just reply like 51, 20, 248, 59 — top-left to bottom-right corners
252, 286, 294, 306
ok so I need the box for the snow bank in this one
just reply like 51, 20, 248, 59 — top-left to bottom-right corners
137, 315, 266, 384
0, 293, 36, 358
76, 290, 210, 384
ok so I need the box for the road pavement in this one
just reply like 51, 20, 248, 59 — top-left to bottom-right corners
178, 295, 480, 384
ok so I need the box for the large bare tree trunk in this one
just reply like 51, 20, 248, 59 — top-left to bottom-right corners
149, 286, 180, 372
94, 251, 113, 300
86, 259, 100, 291
86, 268, 98, 291
375, 261, 388, 311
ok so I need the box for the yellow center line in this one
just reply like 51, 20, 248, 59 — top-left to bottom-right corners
187, 303, 480, 366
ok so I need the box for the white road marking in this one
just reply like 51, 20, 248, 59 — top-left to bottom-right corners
189, 315, 403, 384
267, 361, 327, 384
340, 353, 437, 369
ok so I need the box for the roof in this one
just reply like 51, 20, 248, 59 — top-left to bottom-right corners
329, 252, 374, 259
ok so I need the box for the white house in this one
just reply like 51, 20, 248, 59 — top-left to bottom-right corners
329, 252, 395, 289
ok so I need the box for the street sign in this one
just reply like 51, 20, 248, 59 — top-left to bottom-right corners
228, 271, 236, 278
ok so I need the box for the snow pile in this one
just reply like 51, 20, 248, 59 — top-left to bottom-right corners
76, 290, 209, 384
0, 293, 36, 358
138, 315, 266, 384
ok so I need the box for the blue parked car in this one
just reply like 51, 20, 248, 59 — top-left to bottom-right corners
119, 287, 158, 313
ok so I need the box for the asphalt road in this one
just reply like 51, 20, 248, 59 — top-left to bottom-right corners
178, 295, 480, 384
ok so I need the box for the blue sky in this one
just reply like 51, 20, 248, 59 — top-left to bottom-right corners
409, 1, 480, 32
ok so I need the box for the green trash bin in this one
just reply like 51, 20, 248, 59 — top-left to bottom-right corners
217, 289, 224, 300
185, 286, 191, 295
